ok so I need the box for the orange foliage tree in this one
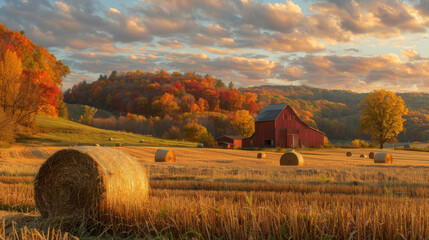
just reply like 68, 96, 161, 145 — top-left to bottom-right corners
0, 24, 69, 140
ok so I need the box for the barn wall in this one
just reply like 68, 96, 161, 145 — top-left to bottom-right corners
233, 139, 243, 148
274, 106, 324, 148
242, 121, 275, 147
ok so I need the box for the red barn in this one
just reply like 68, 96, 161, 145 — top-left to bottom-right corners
216, 135, 246, 149
242, 104, 324, 148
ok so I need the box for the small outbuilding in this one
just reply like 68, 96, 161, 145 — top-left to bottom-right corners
242, 104, 325, 148
215, 135, 246, 149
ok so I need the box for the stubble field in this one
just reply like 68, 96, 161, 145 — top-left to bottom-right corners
1, 146, 429, 239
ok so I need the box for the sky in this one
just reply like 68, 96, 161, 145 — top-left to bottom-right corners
1, 0, 429, 92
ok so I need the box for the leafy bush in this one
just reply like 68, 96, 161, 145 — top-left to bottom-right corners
183, 123, 207, 142
352, 139, 374, 148
162, 126, 182, 140
197, 132, 217, 148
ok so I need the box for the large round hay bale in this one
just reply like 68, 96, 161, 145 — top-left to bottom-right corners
374, 152, 393, 164
155, 149, 176, 162
346, 151, 352, 157
34, 146, 148, 219
257, 152, 266, 159
139, 139, 144, 143
115, 143, 122, 147
197, 143, 204, 148
360, 154, 367, 158
280, 152, 304, 166
369, 152, 375, 159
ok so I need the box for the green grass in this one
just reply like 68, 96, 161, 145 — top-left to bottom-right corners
16, 115, 195, 147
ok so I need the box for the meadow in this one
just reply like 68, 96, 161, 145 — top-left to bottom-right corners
1, 146, 429, 239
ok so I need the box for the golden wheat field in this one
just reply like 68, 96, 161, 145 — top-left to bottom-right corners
1, 146, 429, 239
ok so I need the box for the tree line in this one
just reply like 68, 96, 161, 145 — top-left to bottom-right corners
65, 71, 428, 142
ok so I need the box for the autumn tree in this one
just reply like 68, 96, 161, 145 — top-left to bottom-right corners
360, 89, 408, 149
79, 105, 97, 125
183, 123, 208, 142
0, 50, 41, 132
231, 110, 254, 137
158, 93, 179, 116
0, 24, 69, 142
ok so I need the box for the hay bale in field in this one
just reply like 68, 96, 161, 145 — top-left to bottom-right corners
95, 144, 100, 147
346, 151, 352, 157
280, 152, 304, 166
197, 143, 204, 148
155, 149, 176, 162
108, 138, 114, 141
257, 152, 266, 159
374, 152, 393, 164
139, 139, 144, 143
115, 143, 122, 147
34, 146, 149, 219
369, 152, 375, 159
360, 154, 367, 158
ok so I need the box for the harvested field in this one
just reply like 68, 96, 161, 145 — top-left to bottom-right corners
0, 146, 429, 239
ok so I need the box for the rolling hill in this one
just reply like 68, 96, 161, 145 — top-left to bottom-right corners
16, 114, 195, 147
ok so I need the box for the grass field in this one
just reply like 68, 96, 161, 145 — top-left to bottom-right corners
1, 146, 428, 239
15, 115, 195, 148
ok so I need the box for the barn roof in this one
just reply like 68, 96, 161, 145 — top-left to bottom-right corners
216, 135, 247, 140
254, 104, 287, 122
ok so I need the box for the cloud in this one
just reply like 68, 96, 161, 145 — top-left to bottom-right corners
285, 53, 429, 91
157, 40, 185, 48
1, 0, 429, 92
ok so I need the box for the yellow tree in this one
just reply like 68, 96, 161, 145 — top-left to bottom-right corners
360, 89, 408, 149
231, 110, 254, 137
183, 123, 208, 142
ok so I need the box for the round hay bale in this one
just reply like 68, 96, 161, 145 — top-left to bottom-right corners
34, 146, 149, 219
95, 144, 100, 147
108, 138, 114, 141
346, 151, 352, 157
197, 143, 204, 148
257, 152, 266, 159
155, 149, 176, 162
115, 143, 122, 147
360, 154, 367, 158
139, 139, 144, 143
374, 152, 393, 164
280, 152, 304, 166
369, 152, 375, 159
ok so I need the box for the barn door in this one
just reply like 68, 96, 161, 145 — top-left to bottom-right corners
292, 134, 299, 148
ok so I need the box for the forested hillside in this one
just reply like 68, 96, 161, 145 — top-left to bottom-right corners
64, 71, 429, 142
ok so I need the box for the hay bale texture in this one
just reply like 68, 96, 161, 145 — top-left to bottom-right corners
280, 152, 304, 166
346, 152, 352, 157
34, 146, 149, 219
257, 152, 266, 159
155, 149, 176, 162
374, 152, 393, 164
369, 152, 375, 159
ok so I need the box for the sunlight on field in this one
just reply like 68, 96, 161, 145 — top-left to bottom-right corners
0, 146, 428, 239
